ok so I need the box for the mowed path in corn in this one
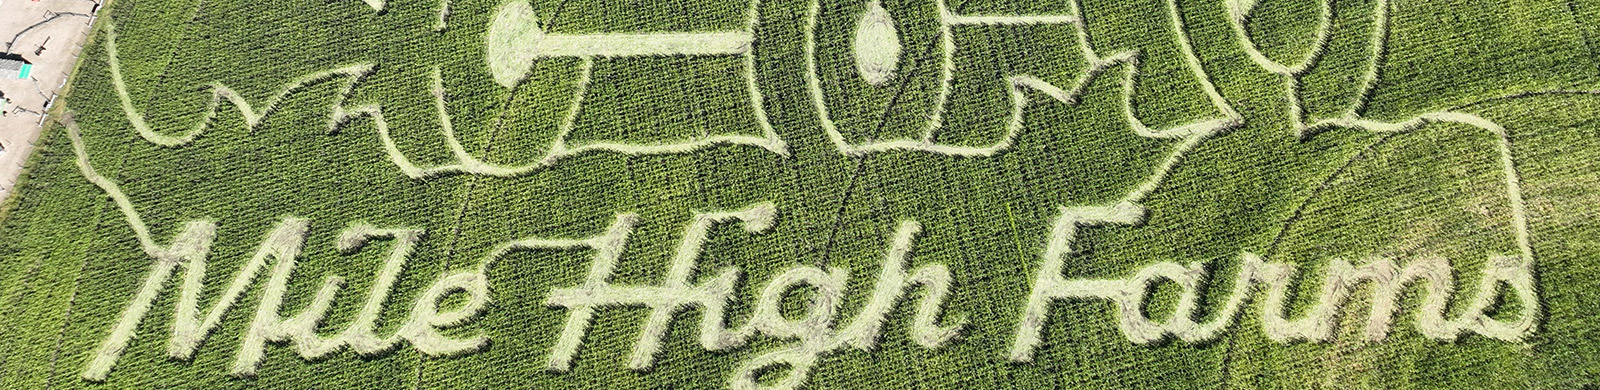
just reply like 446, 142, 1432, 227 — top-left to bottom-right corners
0, 0, 1597, 388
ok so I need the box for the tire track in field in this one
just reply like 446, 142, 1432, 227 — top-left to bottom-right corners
413, 5, 575, 389
975, 0, 1094, 383
816, 0, 976, 268
1231, 134, 1387, 388
0, 148, 85, 382
965, 7, 1030, 386
413, 67, 525, 390
1263, 135, 1393, 259
804, 1, 981, 383
41, 117, 127, 390
11, 0, 209, 384
1448, 89, 1600, 112
1216, 2, 1594, 384
1565, 0, 1600, 76
41, 0, 212, 380
0, 243, 52, 383
4, 113, 129, 387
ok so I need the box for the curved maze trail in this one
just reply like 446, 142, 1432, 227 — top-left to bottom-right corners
1009, 0, 1539, 359
60, 0, 1555, 387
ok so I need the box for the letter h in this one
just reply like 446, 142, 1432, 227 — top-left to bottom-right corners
517, 204, 776, 372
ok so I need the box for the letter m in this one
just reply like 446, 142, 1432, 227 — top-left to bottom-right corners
81, 218, 310, 382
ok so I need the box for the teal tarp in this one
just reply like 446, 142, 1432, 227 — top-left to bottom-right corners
16, 64, 30, 79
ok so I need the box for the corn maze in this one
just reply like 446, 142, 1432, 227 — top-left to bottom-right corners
0, 0, 1597, 388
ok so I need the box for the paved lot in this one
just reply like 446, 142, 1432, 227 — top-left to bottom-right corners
0, 0, 99, 201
